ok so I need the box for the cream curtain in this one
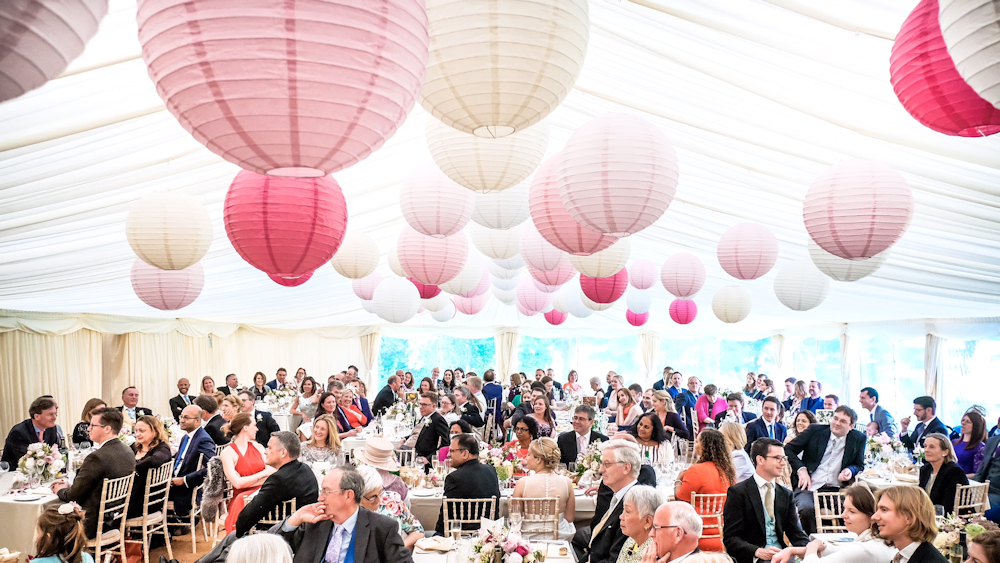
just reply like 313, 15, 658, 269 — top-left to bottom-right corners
359, 331, 380, 393
495, 330, 520, 382
925, 334, 945, 401
638, 332, 660, 386
769, 334, 793, 381
840, 333, 861, 405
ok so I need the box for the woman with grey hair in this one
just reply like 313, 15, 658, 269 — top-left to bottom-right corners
616, 486, 661, 563
227, 533, 293, 563
356, 464, 424, 549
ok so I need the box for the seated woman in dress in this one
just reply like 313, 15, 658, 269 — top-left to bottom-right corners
506, 373, 524, 407
455, 386, 484, 428
919, 432, 968, 515
871, 485, 949, 563
675, 429, 735, 552
439, 419, 474, 463
334, 390, 366, 438
357, 465, 424, 549
562, 370, 583, 395
439, 369, 456, 395
615, 388, 641, 429
220, 394, 241, 422
127, 415, 173, 518
650, 390, 688, 441
616, 486, 660, 563
73, 398, 106, 446
590, 376, 606, 409
953, 410, 988, 477
418, 377, 436, 395
221, 413, 276, 534
401, 371, 415, 391
291, 377, 320, 425
506, 416, 539, 473
299, 414, 342, 465
439, 393, 460, 424
693, 384, 727, 435
632, 412, 675, 466
719, 422, 755, 483
512, 437, 576, 540
33, 504, 94, 563
249, 371, 269, 401
354, 436, 407, 501
528, 395, 557, 438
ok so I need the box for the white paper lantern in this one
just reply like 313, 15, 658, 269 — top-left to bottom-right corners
361, 299, 377, 313
493, 255, 525, 270
570, 238, 631, 278
712, 285, 752, 324
939, 0, 1000, 110
774, 259, 831, 311
421, 0, 589, 138
352, 271, 384, 300
517, 277, 552, 314
399, 164, 475, 237
470, 181, 531, 230
330, 232, 380, 279
439, 254, 484, 295
580, 289, 614, 311
388, 246, 408, 277
431, 299, 456, 321
491, 274, 521, 292
554, 285, 593, 318
373, 277, 421, 323
470, 223, 521, 260
487, 260, 522, 280
521, 225, 570, 272
126, 190, 213, 270
421, 293, 449, 312
427, 118, 549, 192
807, 240, 888, 282
493, 286, 518, 305
625, 289, 653, 315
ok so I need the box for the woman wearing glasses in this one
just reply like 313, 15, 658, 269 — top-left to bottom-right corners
356, 464, 424, 549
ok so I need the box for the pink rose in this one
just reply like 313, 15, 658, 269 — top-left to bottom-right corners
516, 545, 529, 556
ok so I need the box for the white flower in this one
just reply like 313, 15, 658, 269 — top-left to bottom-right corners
23, 458, 35, 469
27, 443, 42, 452
933, 532, 950, 549
482, 542, 494, 553
507, 554, 523, 563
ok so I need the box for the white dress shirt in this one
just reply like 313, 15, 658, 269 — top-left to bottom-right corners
809, 433, 847, 490
801, 529, 898, 563
893, 542, 919, 563
576, 432, 590, 457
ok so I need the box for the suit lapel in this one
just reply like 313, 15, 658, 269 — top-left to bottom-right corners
774, 485, 790, 540
354, 509, 370, 563
310, 520, 334, 563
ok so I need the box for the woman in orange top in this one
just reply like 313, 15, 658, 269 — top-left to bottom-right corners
506, 417, 538, 475
674, 428, 736, 552
616, 388, 640, 428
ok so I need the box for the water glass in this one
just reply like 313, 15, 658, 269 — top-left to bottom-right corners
935, 505, 945, 519
0, 461, 9, 473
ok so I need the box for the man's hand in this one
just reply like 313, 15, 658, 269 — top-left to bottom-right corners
900, 416, 911, 433
797, 467, 812, 490
755, 547, 781, 561
288, 503, 332, 527
639, 544, 671, 563
171, 477, 185, 487
50, 480, 68, 494
838, 468, 853, 482
770, 549, 795, 563
584, 486, 599, 497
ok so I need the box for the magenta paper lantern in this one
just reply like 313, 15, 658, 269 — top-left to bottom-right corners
580, 268, 628, 304
352, 271, 383, 300
400, 165, 475, 237
225, 171, 348, 277
669, 298, 697, 325
626, 309, 649, 327
660, 253, 706, 298
517, 277, 552, 314
459, 268, 490, 298
628, 259, 657, 290
717, 223, 779, 280
529, 154, 617, 255
527, 263, 576, 287
137, 0, 429, 177
454, 291, 488, 315
558, 113, 679, 237
520, 225, 569, 272
889, 0, 1000, 137
803, 159, 914, 259
544, 309, 568, 325
131, 258, 204, 310
408, 278, 442, 299
269, 271, 314, 287
397, 226, 468, 286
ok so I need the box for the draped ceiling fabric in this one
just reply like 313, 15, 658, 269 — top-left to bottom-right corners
0, 0, 998, 337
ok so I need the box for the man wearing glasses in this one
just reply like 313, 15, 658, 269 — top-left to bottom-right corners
573, 439, 642, 563
643, 502, 703, 563
167, 404, 218, 529
433, 433, 501, 536
402, 393, 449, 471
557, 405, 608, 466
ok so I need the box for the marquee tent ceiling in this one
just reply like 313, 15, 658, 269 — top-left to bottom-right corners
1, 0, 998, 336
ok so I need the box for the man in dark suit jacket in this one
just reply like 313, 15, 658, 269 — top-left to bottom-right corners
118, 386, 153, 425
194, 394, 230, 445
51, 408, 136, 539
435, 434, 501, 535
1, 396, 63, 467
783, 406, 866, 534
404, 394, 450, 468
900, 396, 952, 452
236, 431, 318, 537
743, 397, 787, 454
169, 404, 218, 519
713, 393, 758, 427
723, 438, 809, 563
572, 439, 645, 563
370, 375, 401, 417
219, 373, 241, 396
266, 367, 290, 390
973, 433, 1000, 518
169, 378, 196, 422
557, 405, 608, 466
673, 376, 701, 438
273, 466, 412, 563
238, 390, 281, 445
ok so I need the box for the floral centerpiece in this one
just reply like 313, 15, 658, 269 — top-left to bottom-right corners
814, 409, 835, 425
386, 401, 413, 421
480, 444, 518, 482
156, 414, 181, 442
575, 441, 603, 480
18, 443, 65, 485
866, 432, 904, 462
913, 445, 926, 464
470, 522, 543, 563
118, 425, 136, 446
935, 514, 998, 556
265, 386, 297, 413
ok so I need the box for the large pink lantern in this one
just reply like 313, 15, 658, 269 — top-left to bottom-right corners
544, 309, 568, 325
400, 165, 475, 237
717, 223, 779, 280
628, 259, 657, 290
889, 0, 1000, 137
517, 277, 552, 314
269, 271, 314, 287
527, 263, 576, 287
352, 271, 383, 300
408, 278, 442, 299
660, 253, 706, 298
669, 298, 697, 325
557, 113, 679, 237
225, 171, 348, 277
137, 0, 429, 177
580, 268, 628, 304
520, 225, 569, 272
529, 154, 617, 255
804, 159, 914, 259
454, 291, 488, 315
397, 227, 468, 286
131, 258, 204, 310
626, 309, 649, 327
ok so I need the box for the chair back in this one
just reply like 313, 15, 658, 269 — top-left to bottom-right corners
395, 449, 416, 468
215, 444, 227, 456
813, 490, 847, 533
443, 496, 496, 532
90, 473, 135, 562
482, 411, 496, 444
955, 481, 990, 516
251, 499, 297, 533
689, 492, 726, 541
143, 461, 173, 517
676, 440, 698, 466
508, 497, 558, 540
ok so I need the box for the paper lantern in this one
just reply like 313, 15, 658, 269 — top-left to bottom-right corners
533, 279, 561, 294
491, 274, 521, 292
493, 286, 518, 305
352, 272, 384, 301
773, 260, 831, 312
889, 0, 1000, 136
269, 271, 314, 287
520, 226, 570, 272
131, 258, 204, 310
225, 171, 348, 277
330, 232, 379, 279
625, 289, 653, 315
388, 246, 408, 278
807, 240, 888, 282
580, 291, 613, 311
544, 309, 568, 325
717, 223, 779, 280
527, 263, 577, 287
431, 300, 456, 321
626, 310, 649, 327
517, 277, 552, 314
360, 299, 377, 314
940, 0, 1000, 110
553, 285, 593, 318
712, 285, 752, 324
669, 298, 697, 325
487, 260, 522, 280
439, 254, 484, 295
493, 255, 525, 270
470, 223, 521, 260
126, 190, 213, 270
459, 267, 491, 298
661, 253, 706, 298
570, 238, 631, 278
628, 260, 658, 290
427, 118, 549, 192
0, 0, 109, 102
529, 153, 618, 256
397, 226, 468, 285
469, 181, 531, 231
580, 268, 628, 304
137, 0, 429, 176
558, 113, 679, 236
408, 278, 442, 299
516, 301, 537, 316
400, 165, 475, 237
454, 291, 489, 315
420, 0, 589, 138
803, 160, 914, 260
421, 293, 449, 312
373, 277, 421, 323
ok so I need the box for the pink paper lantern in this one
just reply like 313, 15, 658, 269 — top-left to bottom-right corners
516, 301, 538, 316
558, 113, 679, 237
131, 258, 204, 310
626, 309, 649, 327
580, 268, 628, 304
225, 171, 348, 277
533, 279, 561, 294
529, 154, 618, 255
454, 291, 488, 315
269, 270, 314, 287
717, 223, 779, 280
352, 271, 383, 300
803, 160, 914, 259
397, 226, 469, 286
660, 253, 706, 298
137, 0, 429, 176
527, 263, 577, 287
520, 225, 569, 272
408, 278, 442, 299
889, 0, 1000, 137
517, 277, 552, 314
544, 309, 568, 325
628, 259, 657, 290
400, 165, 475, 238
459, 268, 491, 298
669, 298, 697, 325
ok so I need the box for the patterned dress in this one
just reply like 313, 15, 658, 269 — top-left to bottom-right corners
377, 490, 423, 538
615, 536, 652, 563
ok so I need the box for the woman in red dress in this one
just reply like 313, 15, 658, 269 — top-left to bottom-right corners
220, 412, 275, 534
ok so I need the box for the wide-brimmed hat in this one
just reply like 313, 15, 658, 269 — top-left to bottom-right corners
353, 436, 400, 472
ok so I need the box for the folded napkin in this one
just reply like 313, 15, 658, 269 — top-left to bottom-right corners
0, 547, 22, 563
28, 487, 53, 495
415, 537, 454, 552
894, 473, 918, 483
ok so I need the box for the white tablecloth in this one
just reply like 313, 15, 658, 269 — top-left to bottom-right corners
407, 488, 597, 533
272, 412, 293, 432
0, 489, 59, 556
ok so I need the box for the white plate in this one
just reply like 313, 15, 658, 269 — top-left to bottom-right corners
410, 488, 439, 497
11, 494, 43, 502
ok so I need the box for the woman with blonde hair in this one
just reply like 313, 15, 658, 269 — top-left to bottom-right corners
33, 504, 92, 563
871, 486, 946, 562
300, 414, 343, 464
719, 422, 754, 483
72, 398, 106, 446
201, 375, 216, 395
615, 387, 641, 428
127, 415, 172, 518
650, 389, 688, 440
220, 412, 275, 533
513, 437, 576, 540
220, 393, 242, 421
919, 432, 968, 515
782, 380, 808, 418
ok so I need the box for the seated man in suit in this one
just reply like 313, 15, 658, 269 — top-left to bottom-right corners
219, 373, 241, 396
454, 385, 484, 428
169, 378, 196, 422
783, 405, 866, 534
434, 433, 501, 535
571, 439, 644, 563
273, 466, 412, 563
51, 407, 136, 539
238, 390, 280, 445
118, 386, 153, 428
370, 375, 401, 417
900, 396, 951, 452
194, 393, 230, 445
169, 404, 218, 524
713, 393, 758, 427
401, 393, 449, 470
723, 438, 809, 563
1, 396, 63, 467
235, 431, 318, 537
744, 397, 787, 453
673, 376, 701, 438
557, 405, 608, 466
266, 367, 290, 390
650, 502, 702, 562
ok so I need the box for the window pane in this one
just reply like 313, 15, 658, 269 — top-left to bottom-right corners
377, 335, 495, 388
718, 338, 775, 390
659, 337, 719, 385
790, 338, 842, 399
574, 336, 640, 383
941, 339, 1000, 426
859, 336, 925, 422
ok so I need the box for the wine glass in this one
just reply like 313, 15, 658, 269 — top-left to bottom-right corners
449, 520, 463, 542
935, 505, 945, 520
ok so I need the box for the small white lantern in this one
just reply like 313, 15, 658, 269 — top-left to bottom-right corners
773, 259, 831, 311
807, 241, 888, 282
570, 238, 631, 278
373, 277, 421, 323
470, 223, 521, 260
712, 285, 752, 323
330, 231, 380, 279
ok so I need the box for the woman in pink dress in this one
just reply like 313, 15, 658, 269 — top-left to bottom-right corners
221, 412, 275, 534
693, 384, 728, 435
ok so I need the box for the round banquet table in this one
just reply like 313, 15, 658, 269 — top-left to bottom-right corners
406, 487, 597, 533
0, 480, 59, 557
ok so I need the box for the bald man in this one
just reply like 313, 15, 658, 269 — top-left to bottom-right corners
169, 378, 195, 421
641, 502, 702, 563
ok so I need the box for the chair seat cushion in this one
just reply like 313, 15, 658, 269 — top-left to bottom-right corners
87, 529, 121, 547
125, 511, 163, 527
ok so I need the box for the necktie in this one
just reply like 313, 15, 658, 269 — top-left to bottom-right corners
892, 553, 903, 563
183, 395, 191, 405
591, 495, 621, 544
578, 435, 587, 458
768, 424, 774, 439
174, 435, 190, 472
325, 526, 349, 563
764, 482, 775, 520
871, 412, 875, 422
